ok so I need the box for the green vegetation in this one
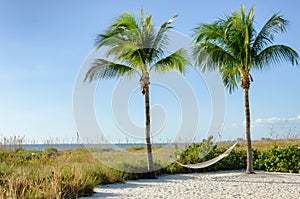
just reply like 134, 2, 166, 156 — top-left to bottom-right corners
84, 9, 189, 178
164, 139, 300, 174
254, 145, 300, 173
1, 139, 299, 198
192, 5, 299, 174
0, 147, 126, 198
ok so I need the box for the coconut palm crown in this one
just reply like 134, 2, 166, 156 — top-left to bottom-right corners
193, 5, 299, 174
84, 9, 189, 178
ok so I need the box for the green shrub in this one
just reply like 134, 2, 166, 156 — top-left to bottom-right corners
165, 140, 299, 174
257, 145, 300, 173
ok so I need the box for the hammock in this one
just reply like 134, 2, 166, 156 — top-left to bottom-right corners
172, 141, 238, 169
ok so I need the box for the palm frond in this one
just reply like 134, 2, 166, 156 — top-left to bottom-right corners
152, 14, 177, 49
255, 45, 299, 69
252, 13, 289, 54
95, 13, 140, 49
95, 24, 145, 67
193, 42, 237, 72
86, 10, 189, 84
225, 6, 254, 63
148, 15, 178, 62
84, 59, 137, 82
152, 49, 189, 73
247, 5, 255, 25
193, 20, 227, 44
219, 65, 240, 93
193, 5, 258, 93
105, 39, 139, 60
193, 41, 240, 92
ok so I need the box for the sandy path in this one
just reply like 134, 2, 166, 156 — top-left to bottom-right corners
80, 170, 300, 199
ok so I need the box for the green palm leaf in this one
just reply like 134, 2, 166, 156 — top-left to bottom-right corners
255, 45, 299, 68
149, 14, 178, 59
95, 13, 139, 48
193, 42, 236, 72
152, 49, 189, 73
84, 59, 135, 82
252, 13, 289, 54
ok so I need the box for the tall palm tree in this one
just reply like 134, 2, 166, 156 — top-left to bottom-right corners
84, 9, 189, 178
193, 5, 298, 174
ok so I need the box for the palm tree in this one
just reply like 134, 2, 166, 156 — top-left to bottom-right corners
193, 5, 298, 174
84, 9, 189, 178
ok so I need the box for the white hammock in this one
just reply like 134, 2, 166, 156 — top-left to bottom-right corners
172, 141, 238, 169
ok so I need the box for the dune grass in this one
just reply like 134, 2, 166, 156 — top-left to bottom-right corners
237, 139, 300, 151
87, 145, 176, 173
0, 139, 299, 198
0, 147, 127, 198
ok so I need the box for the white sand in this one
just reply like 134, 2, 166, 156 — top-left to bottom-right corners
81, 170, 300, 199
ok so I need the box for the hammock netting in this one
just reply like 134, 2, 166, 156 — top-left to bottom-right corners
172, 142, 238, 169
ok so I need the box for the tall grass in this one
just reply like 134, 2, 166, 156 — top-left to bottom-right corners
0, 147, 126, 198
233, 139, 300, 151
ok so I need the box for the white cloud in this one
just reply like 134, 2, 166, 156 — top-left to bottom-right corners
233, 115, 300, 139
252, 115, 300, 127
238, 115, 300, 130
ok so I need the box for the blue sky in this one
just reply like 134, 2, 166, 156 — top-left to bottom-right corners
0, 0, 300, 143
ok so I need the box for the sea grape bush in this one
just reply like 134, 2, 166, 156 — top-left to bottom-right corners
165, 140, 300, 174
254, 145, 300, 173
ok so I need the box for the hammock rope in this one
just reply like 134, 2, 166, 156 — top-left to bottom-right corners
172, 141, 238, 169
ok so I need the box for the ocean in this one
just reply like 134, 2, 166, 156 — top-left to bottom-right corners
1, 143, 175, 151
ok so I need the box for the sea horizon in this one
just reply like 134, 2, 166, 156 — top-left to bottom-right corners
0, 140, 239, 151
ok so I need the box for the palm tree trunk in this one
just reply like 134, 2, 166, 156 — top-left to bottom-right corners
244, 88, 255, 174
144, 83, 156, 178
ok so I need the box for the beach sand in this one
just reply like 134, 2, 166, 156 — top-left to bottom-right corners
81, 170, 300, 199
